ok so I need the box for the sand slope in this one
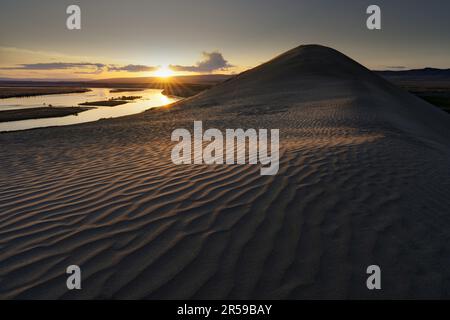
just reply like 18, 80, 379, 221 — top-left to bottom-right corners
1, 45, 450, 299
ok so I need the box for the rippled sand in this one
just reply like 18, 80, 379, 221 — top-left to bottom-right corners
1, 45, 450, 299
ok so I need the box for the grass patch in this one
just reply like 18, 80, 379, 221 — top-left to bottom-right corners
415, 95, 450, 113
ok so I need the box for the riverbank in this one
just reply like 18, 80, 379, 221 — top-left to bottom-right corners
0, 106, 92, 122
0, 87, 90, 99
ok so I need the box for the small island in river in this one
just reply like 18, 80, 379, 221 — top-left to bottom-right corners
79, 95, 142, 106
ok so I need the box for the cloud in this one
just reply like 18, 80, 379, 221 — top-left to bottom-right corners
0, 62, 159, 74
108, 64, 157, 72
170, 51, 232, 73
385, 66, 406, 70
0, 62, 106, 71
0, 50, 234, 75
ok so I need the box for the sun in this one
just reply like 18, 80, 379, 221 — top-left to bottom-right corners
154, 65, 174, 78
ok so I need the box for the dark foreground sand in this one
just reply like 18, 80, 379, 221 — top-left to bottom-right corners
0, 45, 449, 299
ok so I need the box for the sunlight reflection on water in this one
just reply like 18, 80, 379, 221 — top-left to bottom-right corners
0, 88, 180, 132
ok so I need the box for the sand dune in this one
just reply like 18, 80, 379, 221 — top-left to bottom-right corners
1, 45, 450, 299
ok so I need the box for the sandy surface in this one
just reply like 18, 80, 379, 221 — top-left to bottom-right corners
0, 45, 450, 299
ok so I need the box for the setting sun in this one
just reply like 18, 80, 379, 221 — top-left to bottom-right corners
154, 65, 174, 78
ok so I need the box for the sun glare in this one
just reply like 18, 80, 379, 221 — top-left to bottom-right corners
154, 65, 174, 78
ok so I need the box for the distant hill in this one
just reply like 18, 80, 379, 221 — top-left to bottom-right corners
376, 68, 450, 78
376, 68, 450, 85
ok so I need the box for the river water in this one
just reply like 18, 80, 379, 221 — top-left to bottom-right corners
0, 88, 180, 132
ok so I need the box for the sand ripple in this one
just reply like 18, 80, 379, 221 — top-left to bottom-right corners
1, 45, 450, 299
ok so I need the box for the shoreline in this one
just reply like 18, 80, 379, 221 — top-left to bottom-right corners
0, 87, 91, 99
0, 82, 213, 99
0, 106, 92, 122
0, 90, 182, 132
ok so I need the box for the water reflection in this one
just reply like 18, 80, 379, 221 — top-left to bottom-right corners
0, 88, 180, 132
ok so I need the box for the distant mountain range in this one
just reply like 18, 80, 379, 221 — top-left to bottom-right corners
376, 68, 450, 82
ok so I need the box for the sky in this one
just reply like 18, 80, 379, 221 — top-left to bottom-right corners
0, 0, 449, 79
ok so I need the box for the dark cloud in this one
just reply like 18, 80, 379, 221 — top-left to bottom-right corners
108, 64, 157, 72
171, 51, 232, 73
0, 62, 106, 70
